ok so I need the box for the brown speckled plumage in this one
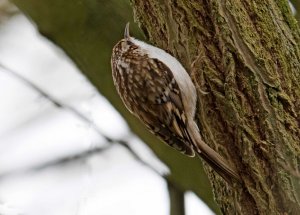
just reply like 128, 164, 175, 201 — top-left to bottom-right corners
112, 41, 194, 156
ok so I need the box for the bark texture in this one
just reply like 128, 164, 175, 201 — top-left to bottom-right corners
132, 0, 300, 214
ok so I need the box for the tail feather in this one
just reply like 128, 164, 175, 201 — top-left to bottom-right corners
187, 121, 240, 183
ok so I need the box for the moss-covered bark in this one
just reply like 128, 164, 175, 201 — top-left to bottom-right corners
10, 0, 300, 213
132, 0, 300, 214
11, 0, 221, 213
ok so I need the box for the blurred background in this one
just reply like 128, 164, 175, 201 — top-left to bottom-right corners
0, 1, 215, 215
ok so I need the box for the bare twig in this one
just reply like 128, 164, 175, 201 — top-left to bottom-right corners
33, 144, 113, 171
0, 63, 184, 215
0, 143, 114, 179
0, 63, 167, 179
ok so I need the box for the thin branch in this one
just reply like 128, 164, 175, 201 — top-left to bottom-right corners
0, 63, 135, 145
0, 62, 185, 215
0, 63, 168, 179
0, 63, 117, 143
33, 144, 113, 171
0, 143, 114, 179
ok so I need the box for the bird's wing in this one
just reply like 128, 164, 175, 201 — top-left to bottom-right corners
126, 57, 195, 156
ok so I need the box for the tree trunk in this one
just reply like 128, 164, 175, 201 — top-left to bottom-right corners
132, 0, 300, 214
11, 0, 300, 213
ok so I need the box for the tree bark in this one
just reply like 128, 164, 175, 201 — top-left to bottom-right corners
132, 0, 300, 214
10, 0, 300, 213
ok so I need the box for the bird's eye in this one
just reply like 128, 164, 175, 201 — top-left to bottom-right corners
121, 42, 128, 51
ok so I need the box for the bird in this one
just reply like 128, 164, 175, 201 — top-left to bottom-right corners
111, 23, 240, 182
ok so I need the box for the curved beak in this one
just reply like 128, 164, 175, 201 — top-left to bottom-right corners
124, 22, 130, 39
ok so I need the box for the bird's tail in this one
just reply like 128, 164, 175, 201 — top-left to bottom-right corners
187, 121, 240, 183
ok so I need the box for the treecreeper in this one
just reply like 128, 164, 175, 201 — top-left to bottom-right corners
111, 23, 240, 183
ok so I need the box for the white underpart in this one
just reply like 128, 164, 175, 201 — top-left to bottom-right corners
130, 38, 197, 119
